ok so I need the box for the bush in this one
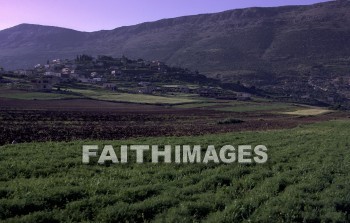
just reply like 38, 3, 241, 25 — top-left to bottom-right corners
217, 118, 244, 125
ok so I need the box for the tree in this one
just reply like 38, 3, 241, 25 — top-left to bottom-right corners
80, 54, 93, 62
76, 54, 93, 62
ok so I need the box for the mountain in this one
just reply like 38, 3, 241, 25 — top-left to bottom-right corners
1, 0, 350, 102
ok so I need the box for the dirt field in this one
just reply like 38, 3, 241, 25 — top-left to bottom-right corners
0, 98, 347, 145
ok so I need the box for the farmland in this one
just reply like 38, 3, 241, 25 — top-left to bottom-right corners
282, 108, 332, 116
0, 89, 81, 100
1, 2, 350, 221
0, 92, 349, 222
0, 120, 349, 222
67, 88, 198, 104
0, 98, 343, 146
0, 87, 197, 105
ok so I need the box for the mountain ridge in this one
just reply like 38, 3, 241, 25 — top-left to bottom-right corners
1, 0, 350, 97
1, 0, 347, 71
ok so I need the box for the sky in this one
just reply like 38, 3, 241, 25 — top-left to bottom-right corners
0, 0, 332, 32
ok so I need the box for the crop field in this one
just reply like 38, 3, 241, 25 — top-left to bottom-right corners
173, 100, 298, 113
215, 102, 295, 113
0, 98, 344, 146
282, 108, 333, 116
173, 101, 297, 112
172, 102, 219, 109
0, 87, 198, 105
0, 89, 81, 100
94, 93, 197, 104
0, 121, 349, 222
0, 97, 349, 222
68, 88, 198, 104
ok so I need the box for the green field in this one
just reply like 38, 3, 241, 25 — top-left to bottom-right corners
173, 102, 220, 109
174, 101, 296, 112
68, 88, 198, 104
1, 120, 349, 222
0, 90, 81, 100
215, 102, 294, 112
0, 87, 199, 104
0, 86, 297, 110
282, 108, 333, 116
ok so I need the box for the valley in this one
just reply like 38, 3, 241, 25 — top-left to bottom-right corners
1, 1, 350, 222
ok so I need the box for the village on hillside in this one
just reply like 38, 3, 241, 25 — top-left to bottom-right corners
0, 55, 252, 101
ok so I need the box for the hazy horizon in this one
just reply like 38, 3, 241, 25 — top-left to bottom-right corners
0, 0, 332, 32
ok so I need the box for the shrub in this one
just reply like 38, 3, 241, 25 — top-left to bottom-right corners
217, 118, 244, 125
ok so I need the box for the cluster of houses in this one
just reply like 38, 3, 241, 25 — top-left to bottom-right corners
9, 58, 114, 91
1, 56, 251, 100
6, 57, 172, 92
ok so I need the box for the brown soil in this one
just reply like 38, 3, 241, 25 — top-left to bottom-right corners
0, 98, 347, 145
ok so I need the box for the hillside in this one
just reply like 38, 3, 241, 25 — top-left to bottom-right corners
0, 1, 349, 69
1, 0, 350, 103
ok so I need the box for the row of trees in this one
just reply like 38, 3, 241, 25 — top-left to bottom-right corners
75, 54, 94, 62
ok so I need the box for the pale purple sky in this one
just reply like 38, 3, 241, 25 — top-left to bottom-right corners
0, 0, 331, 32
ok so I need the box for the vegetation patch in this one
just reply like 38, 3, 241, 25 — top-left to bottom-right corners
216, 102, 294, 112
217, 118, 244, 125
0, 120, 349, 222
0, 90, 81, 100
68, 88, 198, 104
282, 108, 332, 116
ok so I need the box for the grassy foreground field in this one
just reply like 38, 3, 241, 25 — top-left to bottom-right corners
0, 121, 350, 222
